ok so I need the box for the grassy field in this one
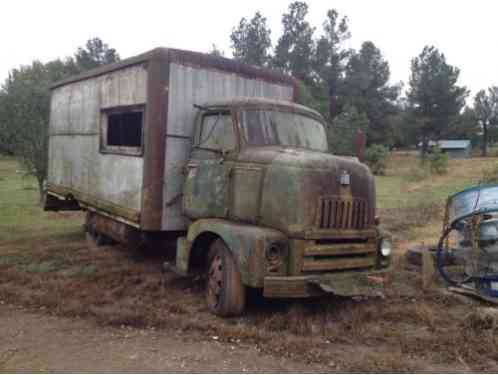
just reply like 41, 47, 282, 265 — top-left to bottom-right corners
376, 152, 498, 242
1, 154, 498, 372
0, 157, 82, 244
377, 152, 495, 209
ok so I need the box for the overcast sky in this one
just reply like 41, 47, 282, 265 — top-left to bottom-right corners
1, 0, 497, 99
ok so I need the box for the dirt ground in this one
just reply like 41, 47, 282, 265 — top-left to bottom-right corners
0, 303, 330, 373
1, 234, 498, 372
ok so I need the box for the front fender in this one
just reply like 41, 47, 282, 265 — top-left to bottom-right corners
178, 219, 287, 288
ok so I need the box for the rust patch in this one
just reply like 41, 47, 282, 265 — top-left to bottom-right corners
86, 211, 141, 246
46, 183, 140, 224
141, 52, 170, 230
354, 129, 366, 162
51, 47, 297, 93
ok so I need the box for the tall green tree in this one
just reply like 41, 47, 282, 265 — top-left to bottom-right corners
386, 98, 419, 149
407, 46, 468, 158
328, 104, 369, 155
474, 87, 498, 156
208, 44, 225, 57
0, 91, 15, 154
342, 41, 399, 145
0, 61, 74, 199
230, 11, 272, 66
0, 38, 119, 201
445, 107, 479, 141
273, 1, 315, 82
74, 37, 120, 71
313, 9, 351, 120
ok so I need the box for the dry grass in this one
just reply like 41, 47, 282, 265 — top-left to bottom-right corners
1, 234, 497, 371
377, 152, 498, 244
380, 200, 443, 239
2, 154, 498, 371
377, 153, 498, 209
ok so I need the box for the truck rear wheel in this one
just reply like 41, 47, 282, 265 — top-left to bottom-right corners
85, 212, 114, 250
85, 232, 105, 250
206, 239, 246, 317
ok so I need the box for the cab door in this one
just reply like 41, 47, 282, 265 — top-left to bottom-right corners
183, 110, 237, 219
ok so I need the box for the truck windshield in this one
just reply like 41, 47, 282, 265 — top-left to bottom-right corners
240, 109, 328, 152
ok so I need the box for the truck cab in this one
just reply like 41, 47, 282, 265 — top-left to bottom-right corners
44, 48, 390, 317
175, 97, 391, 316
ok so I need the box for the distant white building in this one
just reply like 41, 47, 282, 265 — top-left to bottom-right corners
418, 140, 472, 159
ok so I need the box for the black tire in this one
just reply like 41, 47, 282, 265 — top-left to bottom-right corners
86, 231, 115, 248
436, 226, 473, 286
206, 239, 246, 317
86, 231, 102, 251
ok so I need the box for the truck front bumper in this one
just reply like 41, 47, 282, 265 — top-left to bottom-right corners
263, 268, 390, 298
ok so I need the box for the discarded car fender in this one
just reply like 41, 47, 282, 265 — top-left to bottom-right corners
178, 218, 288, 288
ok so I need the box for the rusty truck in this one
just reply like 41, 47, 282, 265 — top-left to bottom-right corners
44, 47, 391, 316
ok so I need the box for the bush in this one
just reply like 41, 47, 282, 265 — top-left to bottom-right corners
480, 163, 498, 184
428, 146, 448, 175
365, 144, 389, 175
405, 164, 430, 182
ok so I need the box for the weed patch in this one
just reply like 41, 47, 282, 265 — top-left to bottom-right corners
380, 199, 443, 237
24, 260, 62, 273
61, 264, 97, 277
405, 164, 431, 182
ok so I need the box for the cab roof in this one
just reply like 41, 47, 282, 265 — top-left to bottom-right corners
200, 97, 325, 123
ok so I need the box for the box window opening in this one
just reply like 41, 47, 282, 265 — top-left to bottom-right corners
107, 111, 143, 147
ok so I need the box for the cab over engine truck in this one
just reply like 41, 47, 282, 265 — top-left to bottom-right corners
44, 48, 392, 316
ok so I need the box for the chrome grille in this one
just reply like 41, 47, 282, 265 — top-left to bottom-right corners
318, 196, 369, 230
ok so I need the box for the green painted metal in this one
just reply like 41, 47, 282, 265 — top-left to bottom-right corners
178, 100, 390, 296
177, 219, 287, 288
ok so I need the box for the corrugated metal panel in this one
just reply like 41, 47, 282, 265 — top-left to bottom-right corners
101, 65, 147, 108
161, 63, 294, 231
51, 47, 296, 91
47, 65, 147, 213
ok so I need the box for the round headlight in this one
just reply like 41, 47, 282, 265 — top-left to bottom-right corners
267, 244, 281, 262
266, 243, 286, 273
380, 238, 392, 257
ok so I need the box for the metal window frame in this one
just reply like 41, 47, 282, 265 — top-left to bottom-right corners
99, 104, 145, 156
193, 110, 239, 154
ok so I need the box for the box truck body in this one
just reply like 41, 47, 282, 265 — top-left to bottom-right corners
47, 48, 296, 230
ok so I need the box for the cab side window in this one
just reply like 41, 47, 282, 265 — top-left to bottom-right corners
197, 113, 235, 152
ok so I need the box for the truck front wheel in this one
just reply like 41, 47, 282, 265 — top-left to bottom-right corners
206, 239, 246, 316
